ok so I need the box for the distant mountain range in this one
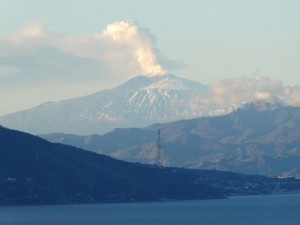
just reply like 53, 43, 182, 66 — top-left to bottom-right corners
1, 125, 300, 205
0, 74, 209, 135
41, 102, 300, 178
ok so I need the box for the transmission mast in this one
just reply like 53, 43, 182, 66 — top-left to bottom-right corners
156, 129, 163, 167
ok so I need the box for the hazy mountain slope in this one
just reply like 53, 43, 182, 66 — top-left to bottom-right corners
41, 103, 300, 177
0, 74, 207, 135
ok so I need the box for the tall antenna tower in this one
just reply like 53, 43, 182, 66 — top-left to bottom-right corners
156, 129, 163, 167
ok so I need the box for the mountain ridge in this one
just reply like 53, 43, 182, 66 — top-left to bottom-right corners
41, 103, 300, 177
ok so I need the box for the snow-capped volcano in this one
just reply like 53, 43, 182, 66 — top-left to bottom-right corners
117, 74, 205, 91
0, 74, 208, 135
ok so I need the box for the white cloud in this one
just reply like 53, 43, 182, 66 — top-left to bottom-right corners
1, 20, 167, 77
10, 24, 45, 44
18, 24, 44, 39
192, 76, 300, 115
284, 88, 300, 106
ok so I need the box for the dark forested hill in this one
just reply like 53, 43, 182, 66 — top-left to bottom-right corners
1, 125, 300, 205
0, 126, 223, 205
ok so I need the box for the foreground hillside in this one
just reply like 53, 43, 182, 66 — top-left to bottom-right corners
1, 126, 300, 205
42, 102, 300, 177
0, 126, 221, 205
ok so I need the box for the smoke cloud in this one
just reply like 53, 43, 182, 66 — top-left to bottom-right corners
191, 76, 300, 115
102, 20, 167, 75
52, 20, 167, 76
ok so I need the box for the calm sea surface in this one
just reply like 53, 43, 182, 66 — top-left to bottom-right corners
0, 194, 299, 225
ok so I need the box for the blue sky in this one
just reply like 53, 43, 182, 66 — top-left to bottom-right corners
0, 0, 300, 115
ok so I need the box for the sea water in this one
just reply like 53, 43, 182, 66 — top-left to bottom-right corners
0, 194, 299, 225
